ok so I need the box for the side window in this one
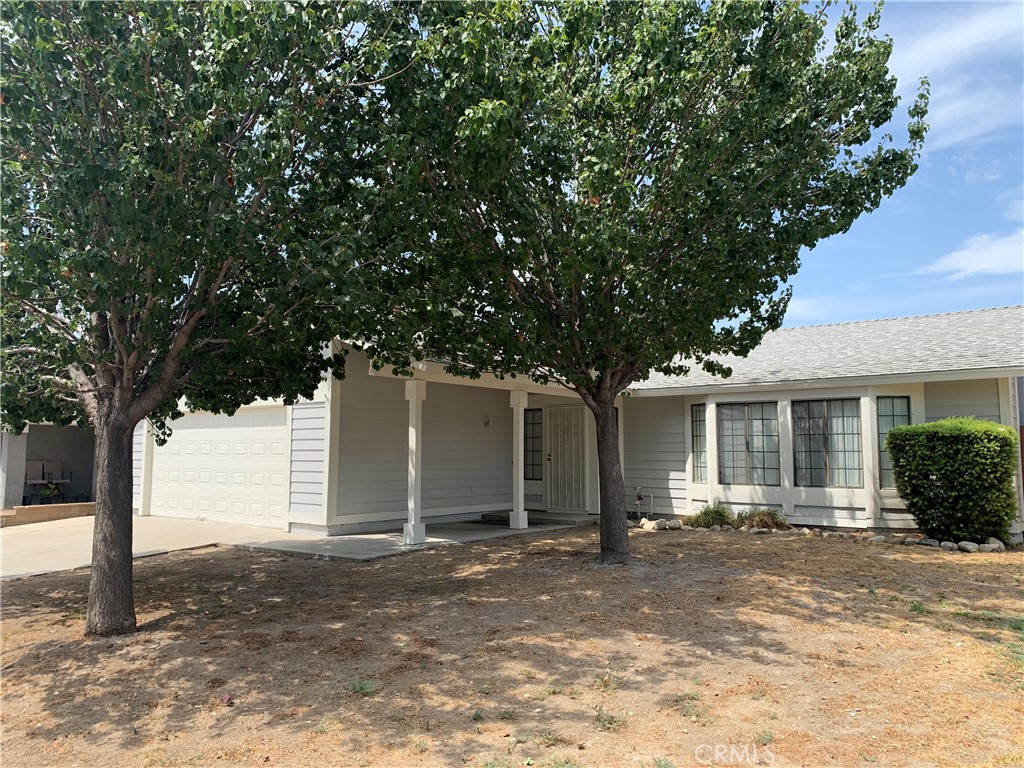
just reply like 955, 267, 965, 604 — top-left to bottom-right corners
793, 399, 862, 488
877, 396, 910, 488
691, 404, 707, 483
716, 402, 780, 486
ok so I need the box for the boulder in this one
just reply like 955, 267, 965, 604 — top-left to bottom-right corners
653, 519, 668, 530
918, 539, 940, 548
986, 537, 1006, 553
709, 524, 721, 532
978, 544, 999, 553
939, 541, 957, 551
957, 541, 979, 553
666, 519, 682, 530
800, 528, 812, 536
868, 535, 886, 543
681, 525, 694, 531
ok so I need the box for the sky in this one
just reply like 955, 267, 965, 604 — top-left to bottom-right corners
783, 0, 1024, 327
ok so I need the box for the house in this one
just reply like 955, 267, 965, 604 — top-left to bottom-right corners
123, 305, 1024, 542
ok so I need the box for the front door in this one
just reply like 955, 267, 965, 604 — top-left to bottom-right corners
545, 405, 587, 512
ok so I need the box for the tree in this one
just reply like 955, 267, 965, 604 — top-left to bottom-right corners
360, 0, 928, 563
0, 2, 400, 635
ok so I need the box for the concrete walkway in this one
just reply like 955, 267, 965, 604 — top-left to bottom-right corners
0, 515, 569, 580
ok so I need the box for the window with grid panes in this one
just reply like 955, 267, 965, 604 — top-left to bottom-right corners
691, 404, 707, 483
793, 399, 862, 487
524, 408, 543, 481
716, 402, 780, 485
877, 396, 910, 488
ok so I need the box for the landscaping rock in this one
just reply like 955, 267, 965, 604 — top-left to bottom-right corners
739, 526, 750, 532
800, 527, 812, 535
939, 541, 957, 551
918, 539, 940, 547
752, 528, 769, 535
978, 544, 1000, 553
695, 527, 709, 532
639, 518, 650, 527
886, 535, 907, 544
626, 519, 637, 529
721, 526, 734, 533
957, 541, 979, 553
709, 524, 721, 532
666, 519, 682, 530
681, 525, 694, 531
868, 535, 886, 543
986, 537, 1006, 553
653, 519, 668, 530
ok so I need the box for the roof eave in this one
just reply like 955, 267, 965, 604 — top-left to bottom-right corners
628, 366, 1024, 397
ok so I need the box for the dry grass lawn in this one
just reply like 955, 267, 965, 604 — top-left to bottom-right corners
1, 527, 1023, 768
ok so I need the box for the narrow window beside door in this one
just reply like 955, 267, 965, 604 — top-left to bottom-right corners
524, 408, 543, 481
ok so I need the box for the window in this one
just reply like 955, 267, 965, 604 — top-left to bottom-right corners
877, 396, 910, 488
793, 399, 862, 488
691, 404, 707, 483
716, 402, 780, 485
524, 408, 543, 481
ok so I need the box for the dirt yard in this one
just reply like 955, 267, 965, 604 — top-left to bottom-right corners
1, 527, 1022, 768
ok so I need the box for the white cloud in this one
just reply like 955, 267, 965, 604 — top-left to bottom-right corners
999, 185, 1024, 222
918, 228, 1024, 279
784, 295, 834, 323
884, 3, 1023, 151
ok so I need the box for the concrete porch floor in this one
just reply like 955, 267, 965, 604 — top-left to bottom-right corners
0, 515, 574, 580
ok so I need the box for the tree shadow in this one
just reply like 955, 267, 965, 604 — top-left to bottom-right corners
1, 529, 1021, 766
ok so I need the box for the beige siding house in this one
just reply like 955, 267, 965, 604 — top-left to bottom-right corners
126, 306, 1024, 542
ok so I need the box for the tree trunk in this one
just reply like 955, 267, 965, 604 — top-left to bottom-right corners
589, 395, 630, 564
85, 416, 138, 636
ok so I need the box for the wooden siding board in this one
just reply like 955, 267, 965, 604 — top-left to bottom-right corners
623, 397, 687, 515
923, 379, 1000, 422
289, 401, 325, 523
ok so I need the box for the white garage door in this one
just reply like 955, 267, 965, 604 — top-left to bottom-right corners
150, 407, 289, 527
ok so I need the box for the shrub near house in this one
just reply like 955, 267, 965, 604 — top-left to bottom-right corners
886, 417, 1020, 543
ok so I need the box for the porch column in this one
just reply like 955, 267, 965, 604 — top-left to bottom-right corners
139, 421, 154, 516
510, 391, 529, 529
405, 380, 427, 545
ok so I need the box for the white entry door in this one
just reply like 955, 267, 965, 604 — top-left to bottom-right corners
545, 406, 587, 511
149, 407, 289, 527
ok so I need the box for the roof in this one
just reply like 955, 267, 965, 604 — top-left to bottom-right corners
631, 305, 1024, 393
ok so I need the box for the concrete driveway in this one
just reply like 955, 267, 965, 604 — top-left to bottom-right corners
0, 515, 568, 580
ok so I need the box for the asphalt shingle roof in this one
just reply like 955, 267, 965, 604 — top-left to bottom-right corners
631, 305, 1024, 392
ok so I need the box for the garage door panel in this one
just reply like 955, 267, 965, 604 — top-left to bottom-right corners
150, 408, 289, 528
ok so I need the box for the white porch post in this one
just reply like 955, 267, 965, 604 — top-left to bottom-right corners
510, 391, 529, 529
405, 380, 427, 545
139, 421, 154, 516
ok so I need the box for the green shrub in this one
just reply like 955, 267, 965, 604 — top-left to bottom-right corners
886, 417, 1019, 543
686, 500, 736, 529
735, 506, 791, 530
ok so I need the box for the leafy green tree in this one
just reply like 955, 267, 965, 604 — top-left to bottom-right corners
362, 0, 928, 563
1, 2, 398, 634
